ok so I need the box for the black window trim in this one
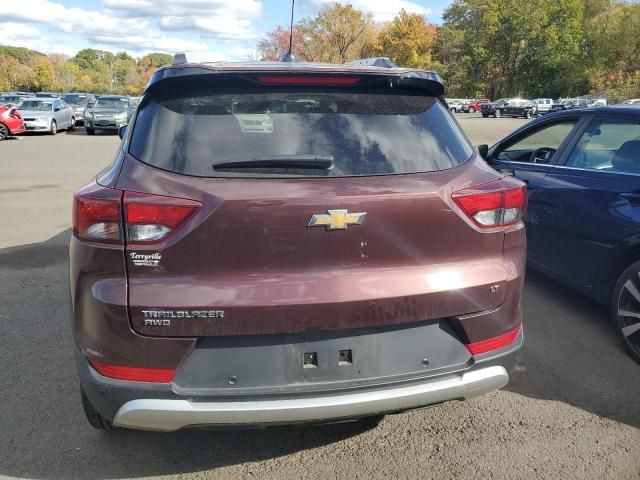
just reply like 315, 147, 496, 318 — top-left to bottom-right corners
489, 114, 588, 166
550, 111, 640, 176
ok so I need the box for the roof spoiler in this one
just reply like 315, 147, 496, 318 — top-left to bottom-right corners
173, 53, 187, 65
345, 57, 397, 68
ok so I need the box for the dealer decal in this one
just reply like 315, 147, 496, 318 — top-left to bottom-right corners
129, 252, 161, 267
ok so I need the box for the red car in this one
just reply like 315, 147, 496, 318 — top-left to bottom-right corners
0, 104, 25, 140
71, 60, 526, 431
464, 98, 491, 113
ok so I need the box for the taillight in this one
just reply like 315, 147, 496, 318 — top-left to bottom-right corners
257, 75, 361, 86
89, 359, 176, 383
124, 192, 202, 244
73, 185, 202, 245
465, 325, 522, 355
452, 178, 526, 228
73, 187, 123, 243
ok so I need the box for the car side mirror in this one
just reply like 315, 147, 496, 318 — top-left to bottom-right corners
118, 124, 128, 140
54, 107, 61, 112
477, 144, 489, 161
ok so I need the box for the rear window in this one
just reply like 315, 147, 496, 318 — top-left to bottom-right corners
129, 86, 473, 178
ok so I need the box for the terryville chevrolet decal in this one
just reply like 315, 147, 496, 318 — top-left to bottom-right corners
142, 310, 225, 326
129, 252, 162, 267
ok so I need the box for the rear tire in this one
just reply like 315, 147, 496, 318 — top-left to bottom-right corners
469, 107, 476, 113
50, 120, 57, 136
86, 128, 95, 135
482, 114, 488, 118
0, 123, 8, 141
81, 387, 115, 431
612, 260, 640, 363
69, 117, 76, 131
495, 109, 502, 118
525, 110, 533, 119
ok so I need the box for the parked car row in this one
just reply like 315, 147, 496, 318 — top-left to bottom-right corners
445, 96, 625, 118
0, 92, 135, 140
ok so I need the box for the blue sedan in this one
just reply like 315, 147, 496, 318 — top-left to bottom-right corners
482, 107, 640, 363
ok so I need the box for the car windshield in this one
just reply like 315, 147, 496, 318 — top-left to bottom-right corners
95, 98, 129, 108
19, 101, 52, 111
130, 87, 473, 178
62, 94, 86, 105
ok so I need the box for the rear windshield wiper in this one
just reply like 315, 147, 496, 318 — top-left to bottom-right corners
213, 155, 334, 171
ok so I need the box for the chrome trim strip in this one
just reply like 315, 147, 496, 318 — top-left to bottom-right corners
113, 366, 509, 431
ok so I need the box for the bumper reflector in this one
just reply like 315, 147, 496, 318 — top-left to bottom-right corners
465, 325, 522, 355
89, 359, 176, 383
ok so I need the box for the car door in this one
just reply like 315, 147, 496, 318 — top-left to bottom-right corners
53, 100, 64, 125
487, 115, 585, 259
529, 113, 640, 287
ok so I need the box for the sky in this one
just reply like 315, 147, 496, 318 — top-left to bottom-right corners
0, 0, 449, 61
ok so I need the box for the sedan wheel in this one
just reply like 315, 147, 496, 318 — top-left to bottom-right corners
495, 109, 502, 118
69, 117, 76, 131
0, 123, 8, 141
50, 120, 57, 136
612, 260, 640, 363
469, 107, 476, 113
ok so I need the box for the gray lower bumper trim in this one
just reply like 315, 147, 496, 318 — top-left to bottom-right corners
113, 366, 509, 431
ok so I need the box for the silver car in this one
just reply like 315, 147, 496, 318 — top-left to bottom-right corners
19, 98, 76, 135
60, 93, 96, 125
84, 95, 132, 135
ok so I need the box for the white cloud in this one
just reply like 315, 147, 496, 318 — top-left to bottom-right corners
104, 0, 261, 39
0, 0, 262, 56
305, 0, 430, 22
0, 21, 76, 56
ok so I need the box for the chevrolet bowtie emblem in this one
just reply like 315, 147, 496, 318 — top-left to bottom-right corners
308, 209, 367, 230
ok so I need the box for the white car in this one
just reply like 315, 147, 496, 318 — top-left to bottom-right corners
532, 98, 553, 115
623, 98, 640, 105
445, 98, 465, 113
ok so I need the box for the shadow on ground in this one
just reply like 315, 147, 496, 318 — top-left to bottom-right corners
0, 231, 638, 479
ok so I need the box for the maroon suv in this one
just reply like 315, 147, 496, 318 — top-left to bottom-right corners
70, 60, 526, 431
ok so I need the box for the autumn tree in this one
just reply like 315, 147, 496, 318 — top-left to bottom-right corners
298, 3, 375, 63
367, 10, 437, 68
33, 56, 55, 91
257, 25, 305, 61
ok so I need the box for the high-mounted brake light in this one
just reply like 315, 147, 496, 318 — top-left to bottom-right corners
452, 178, 526, 228
89, 359, 176, 383
465, 325, 522, 355
257, 75, 361, 86
73, 185, 202, 245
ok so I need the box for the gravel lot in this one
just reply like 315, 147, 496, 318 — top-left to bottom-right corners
0, 115, 638, 480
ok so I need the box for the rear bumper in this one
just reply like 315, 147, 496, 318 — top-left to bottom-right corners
112, 366, 509, 431
77, 327, 522, 431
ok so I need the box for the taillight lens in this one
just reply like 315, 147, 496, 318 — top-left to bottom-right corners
452, 178, 526, 228
89, 359, 176, 383
73, 187, 123, 243
73, 185, 202, 245
124, 192, 202, 244
465, 325, 522, 355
